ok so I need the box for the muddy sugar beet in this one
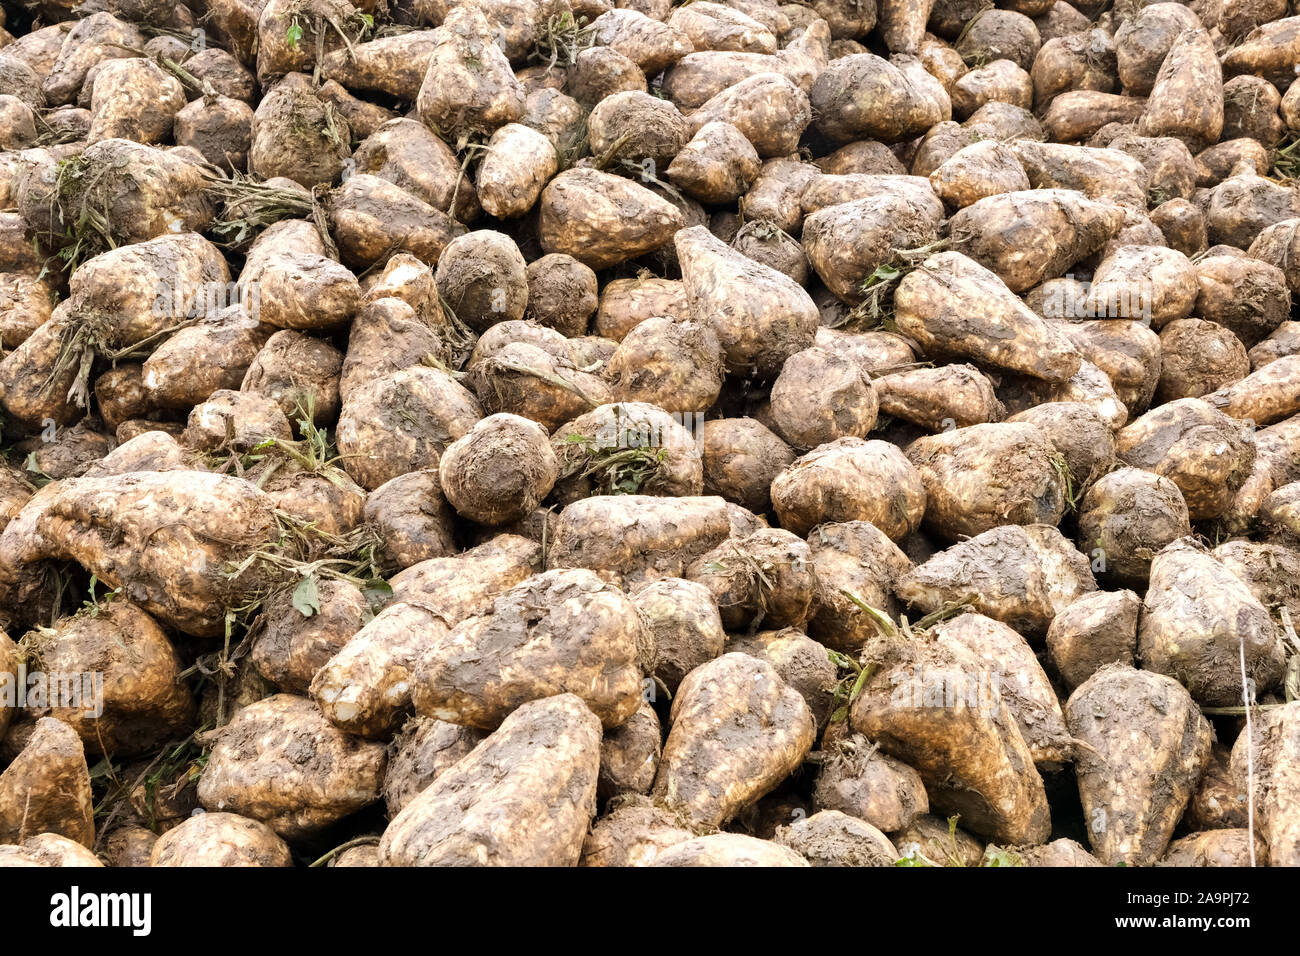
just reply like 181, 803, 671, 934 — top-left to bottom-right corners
0, 0, 1299, 871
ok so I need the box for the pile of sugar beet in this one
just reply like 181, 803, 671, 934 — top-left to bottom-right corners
0, 0, 1298, 870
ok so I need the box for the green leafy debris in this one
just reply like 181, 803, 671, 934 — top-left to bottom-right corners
292, 574, 321, 618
